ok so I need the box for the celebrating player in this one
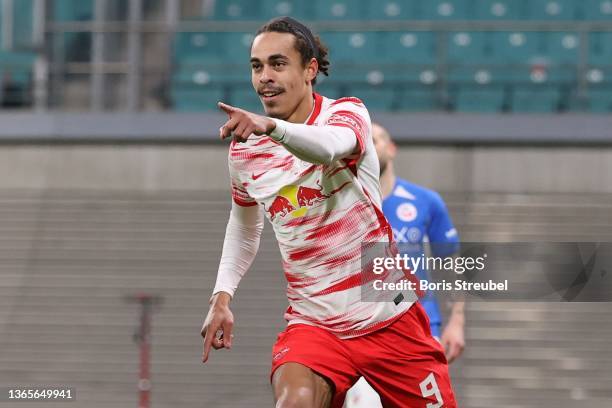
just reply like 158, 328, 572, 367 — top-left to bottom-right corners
345, 123, 466, 407
200, 17, 457, 408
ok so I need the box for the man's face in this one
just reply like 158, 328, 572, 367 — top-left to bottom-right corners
250, 32, 315, 119
372, 124, 396, 175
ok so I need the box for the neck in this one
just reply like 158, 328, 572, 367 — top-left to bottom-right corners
380, 164, 396, 199
285, 90, 314, 124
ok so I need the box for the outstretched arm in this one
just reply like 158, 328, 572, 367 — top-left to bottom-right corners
218, 101, 364, 165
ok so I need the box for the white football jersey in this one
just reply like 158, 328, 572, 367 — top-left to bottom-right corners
229, 93, 415, 338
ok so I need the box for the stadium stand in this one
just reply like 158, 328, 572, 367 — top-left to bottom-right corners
168, 0, 612, 113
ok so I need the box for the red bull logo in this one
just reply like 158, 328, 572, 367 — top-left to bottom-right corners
265, 180, 351, 221
266, 195, 296, 221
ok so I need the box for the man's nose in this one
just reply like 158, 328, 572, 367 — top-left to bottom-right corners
259, 66, 274, 83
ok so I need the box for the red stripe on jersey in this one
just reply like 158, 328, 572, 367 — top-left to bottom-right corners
330, 97, 365, 107
306, 93, 323, 125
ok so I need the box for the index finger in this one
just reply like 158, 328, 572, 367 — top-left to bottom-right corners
218, 101, 237, 115
202, 323, 216, 363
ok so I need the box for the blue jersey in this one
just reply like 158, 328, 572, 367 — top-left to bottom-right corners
382, 178, 459, 327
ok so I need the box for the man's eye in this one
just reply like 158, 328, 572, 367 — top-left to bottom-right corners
252, 64, 261, 70
274, 62, 285, 67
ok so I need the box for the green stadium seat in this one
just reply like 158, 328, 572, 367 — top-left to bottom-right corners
322, 32, 379, 63
53, 0, 94, 21
588, 32, 612, 65
173, 60, 251, 84
222, 32, 256, 63
12, 0, 34, 49
381, 31, 436, 65
173, 32, 225, 62
585, 89, 612, 112
511, 87, 561, 112
347, 86, 395, 111
212, 0, 262, 20
583, 0, 612, 20
261, 0, 314, 20
453, 87, 506, 112
544, 32, 580, 64
230, 88, 265, 113
490, 31, 543, 63
447, 66, 499, 83
397, 87, 440, 111
0, 51, 36, 105
315, 0, 366, 20
525, 0, 579, 20
472, 0, 521, 20
367, 1, 420, 20
420, 0, 468, 19
447, 32, 492, 64
375, 66, 439, 84
314, 80, 343, 99
171, 85, 225, 112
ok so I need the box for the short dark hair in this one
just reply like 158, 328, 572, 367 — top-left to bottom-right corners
254, 17, 330, 86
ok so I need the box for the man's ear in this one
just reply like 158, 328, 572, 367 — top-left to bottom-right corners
306, 57, 319, 83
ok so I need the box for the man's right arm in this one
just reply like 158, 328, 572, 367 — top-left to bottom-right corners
201, 202, 264, 363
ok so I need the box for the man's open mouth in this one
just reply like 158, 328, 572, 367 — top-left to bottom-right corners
260, 91, 283, 100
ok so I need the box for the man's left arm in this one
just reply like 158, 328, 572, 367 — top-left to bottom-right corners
428, 191, 465, 364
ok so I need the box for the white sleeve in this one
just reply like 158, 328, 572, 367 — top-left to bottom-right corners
268, 119, 358, 165
212, 201, 264, 299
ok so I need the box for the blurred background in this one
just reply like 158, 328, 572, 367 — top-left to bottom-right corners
0, 0, 611, 407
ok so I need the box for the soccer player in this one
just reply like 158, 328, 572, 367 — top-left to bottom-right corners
200, 17, 457, 408
345, 123, 466, 408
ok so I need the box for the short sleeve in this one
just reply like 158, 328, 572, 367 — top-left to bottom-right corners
427, 191, 460, 257
325, 97, 371, 163
228, 150, 257, 207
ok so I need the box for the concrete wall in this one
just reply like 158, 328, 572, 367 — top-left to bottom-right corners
1, 144, 611, 194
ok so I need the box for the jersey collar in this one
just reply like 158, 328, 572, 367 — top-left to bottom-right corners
306, 92, 323, 125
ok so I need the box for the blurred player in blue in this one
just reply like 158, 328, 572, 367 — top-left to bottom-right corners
345, 123, 466, 407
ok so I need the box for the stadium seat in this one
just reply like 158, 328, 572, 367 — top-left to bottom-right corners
511, 87, 561, 112
314, 78, 343, 99
260, 0, 314, 20
322, 32, 379, 63
12, 0, 34, 49
585, 89, 612, 112
347, 86, 395, 111
543, 32, 580, 64
53, 0, 94, 21
173, 32, 225, 62
396, 87, 440, 111
453, 87, 506, 112
0, 51, 36, 107
525, 0, 579, 20
230, 87, 265, 113
381, 31, 436, 65
447, 32, 492, 64
222, 32, 256, 63
490, 31, 543, 64
171, 85, 225, 112
588, 32, 612, 65
472, 0, 521, 20
420, 0, 468, 19
583, 0, 612, 20
315, 0, 366, 20
173, 60, 251, 84
211, 0, 262, 20
367, 1, 420, 20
